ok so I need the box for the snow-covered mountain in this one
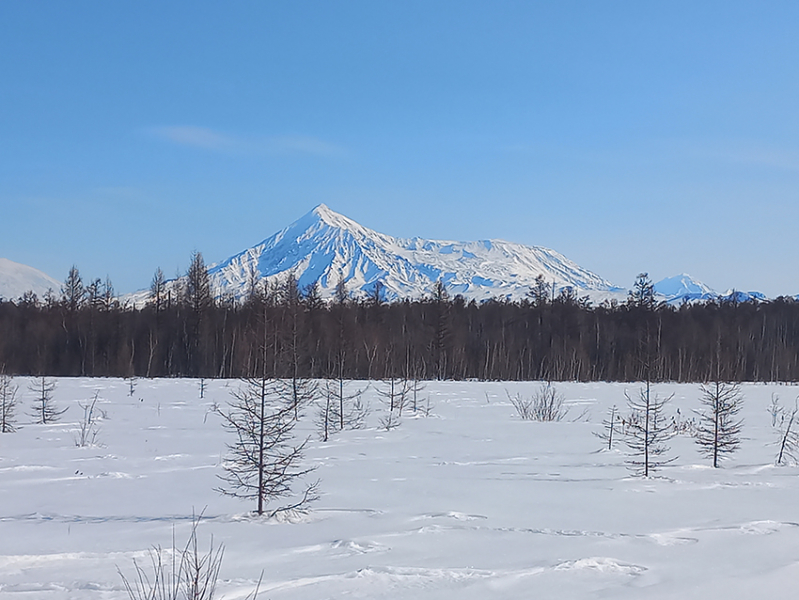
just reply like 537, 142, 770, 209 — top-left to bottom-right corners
199, 204, 621, 303
654, 274, 716, 304
0, 258, 60, 301
125, 205, 770, 307
653, 273, 765, 305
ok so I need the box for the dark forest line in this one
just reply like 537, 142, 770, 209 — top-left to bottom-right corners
3, 264, 799, 383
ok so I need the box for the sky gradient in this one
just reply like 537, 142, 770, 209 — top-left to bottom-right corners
2, 1, 799, 296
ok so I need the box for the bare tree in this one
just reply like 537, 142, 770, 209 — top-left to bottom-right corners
375, 377, 412, 430
317, 381, 336, 443
316, 379, 367, 442
275, 376, 318, 422
0, 370, 18, 433
768, 393, 782, 427
624, 382, 675, 477
694, 381, 744, 467
774, 398, 799, 466
376, 377, 411, 415
216, 377, 319, 517
409, 377, 427, 414
29, 377, 66, 424
594, 405, 620, 450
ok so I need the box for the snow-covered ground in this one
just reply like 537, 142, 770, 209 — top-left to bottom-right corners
2, 378, 799, 599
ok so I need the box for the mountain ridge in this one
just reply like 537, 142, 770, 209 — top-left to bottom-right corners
203, 204, 621, 303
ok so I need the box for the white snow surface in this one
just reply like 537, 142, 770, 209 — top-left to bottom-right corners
0, 258, 60, 301
2, 377, 799, 598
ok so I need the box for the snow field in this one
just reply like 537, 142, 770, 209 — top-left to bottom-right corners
1, 378, 799, 598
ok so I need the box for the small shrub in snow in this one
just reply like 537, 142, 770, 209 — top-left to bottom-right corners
118, 513, 261, 600
74, 391, 105, 448
507, 383, 568, 422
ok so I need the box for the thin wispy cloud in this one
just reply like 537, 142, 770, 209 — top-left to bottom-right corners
148, 126, 347, 158
152, 126, 236, 150
680, 140, 799, 173
265, 134, 346, 158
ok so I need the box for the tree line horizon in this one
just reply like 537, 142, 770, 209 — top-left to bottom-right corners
2, 253, 799, 383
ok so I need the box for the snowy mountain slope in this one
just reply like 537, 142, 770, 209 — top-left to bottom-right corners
0, 257, 60, 301
205, 204, 621, 303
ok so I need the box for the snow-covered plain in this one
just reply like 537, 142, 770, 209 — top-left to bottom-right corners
2, 378, 799, 599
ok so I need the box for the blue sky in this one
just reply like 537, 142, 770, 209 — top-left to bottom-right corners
2, 1, 799, 295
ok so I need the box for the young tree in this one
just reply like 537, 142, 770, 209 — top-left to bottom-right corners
376, 377, 411, 416
102, 276, 116, 310
595, 405, 620, 450
150, 267, 167, 311
334, 273, 349, 305
216, 377, 318, 517
624, 381, 674, 476
629, 272, 655, 309
29, 377, 66, 424
316, 381, 336, 443
375, 377, 411, 430
186, 251, 213, 313
302, 280, 323, 312
276, 273, 316, 419
409, 376, 427, 414
529, 274, 550, 307
243, 258, 262, 305
86, 278, 103, 309
694, 381, 744, 467
62, 265, 85, 311
0, 371, 18, 433
316, 378, 367, 442
275, 376, 318, 422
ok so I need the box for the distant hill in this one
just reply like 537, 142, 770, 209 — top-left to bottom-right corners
0, 258, 60, 301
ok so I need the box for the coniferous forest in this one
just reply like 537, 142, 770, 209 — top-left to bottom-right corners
3, 261, 799, 383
